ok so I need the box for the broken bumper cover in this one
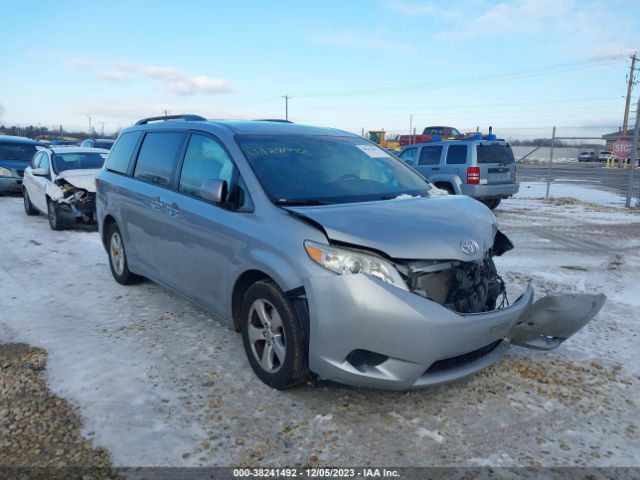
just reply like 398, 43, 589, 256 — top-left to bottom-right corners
56, 192, 96, 222
304, 275, 605, 390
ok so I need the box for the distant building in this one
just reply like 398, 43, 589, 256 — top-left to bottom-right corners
602, 128, 633, 150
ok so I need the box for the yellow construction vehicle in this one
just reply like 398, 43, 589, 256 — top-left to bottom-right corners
367, 130, 400, 151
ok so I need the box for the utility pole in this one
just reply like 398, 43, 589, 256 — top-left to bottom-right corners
101, 122, 104, 137
87, 114, 92, 139
545, 126, 556, 198
409, 114, 413, 145
623, 52, 637, 135
625, 97, 640, 208
162, 109, 169, 118
282, 95, 290, 121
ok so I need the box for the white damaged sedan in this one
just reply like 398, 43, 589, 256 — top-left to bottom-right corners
22, 147, 107, 230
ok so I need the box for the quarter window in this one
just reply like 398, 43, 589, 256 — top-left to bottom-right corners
134, 132, 184, 187
418, 145, 443, 165
445, 145, 467, 165
179, 134, 234, 198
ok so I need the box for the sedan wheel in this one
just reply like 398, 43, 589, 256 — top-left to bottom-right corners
23, 189, 38, 216
47, 200, 65, 230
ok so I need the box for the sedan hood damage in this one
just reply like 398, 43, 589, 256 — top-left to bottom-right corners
54, 169, 100, 193
286, 195, 496, 261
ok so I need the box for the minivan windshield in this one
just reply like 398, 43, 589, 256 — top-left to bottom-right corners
476, 143, 515, 164
237, 135, 431, 204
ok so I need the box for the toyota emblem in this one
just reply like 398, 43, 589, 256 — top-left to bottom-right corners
460, 240, 479, 256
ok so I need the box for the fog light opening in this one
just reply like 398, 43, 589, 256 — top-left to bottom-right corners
346, 349, 388, 369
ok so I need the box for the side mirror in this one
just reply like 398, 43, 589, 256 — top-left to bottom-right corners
200, 179, 228, 204
32, 168, 49, 177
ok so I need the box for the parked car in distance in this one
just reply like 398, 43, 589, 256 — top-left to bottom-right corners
96, 114, 605, 390
597, 150, 612, 162
80, 138, 115, 150
0, 136, 45, 193
22, 147, 108, 230
397, 138, 518, 209
578, 150, 595, 162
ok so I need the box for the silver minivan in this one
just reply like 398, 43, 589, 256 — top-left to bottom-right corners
398, 139, 519, 209
96, 115, 605, 390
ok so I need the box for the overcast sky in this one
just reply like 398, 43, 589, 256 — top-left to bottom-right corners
1, 0, 639, 139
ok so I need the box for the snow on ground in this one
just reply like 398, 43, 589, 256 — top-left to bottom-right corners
515, 181, 627, 207
0, 185, 639, 468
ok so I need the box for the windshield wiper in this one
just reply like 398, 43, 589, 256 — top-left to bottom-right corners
275, 199, 333, 206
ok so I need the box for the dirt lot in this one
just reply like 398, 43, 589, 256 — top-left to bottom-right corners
0, 187, 639, 469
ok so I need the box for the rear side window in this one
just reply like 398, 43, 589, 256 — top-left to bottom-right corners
80, 140, 92, 148
179, 134, 234, 198
134, 132, 184, 187
418, 145, 443, 165
105, 131, 142, 174
445, 145, 467, 164
477, 144, 515, 164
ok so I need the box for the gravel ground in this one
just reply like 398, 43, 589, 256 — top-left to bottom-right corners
0, 189, 639, 469
0, 343, 121, 479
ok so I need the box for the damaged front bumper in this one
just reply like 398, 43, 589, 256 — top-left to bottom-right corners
55, 191, 96, 223
304, 274, 605, 390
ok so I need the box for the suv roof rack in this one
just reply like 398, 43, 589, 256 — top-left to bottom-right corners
135, 114, 206, 125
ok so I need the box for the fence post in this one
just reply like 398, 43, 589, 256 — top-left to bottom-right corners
545, 126, 556, 199
625, 98, 640, 208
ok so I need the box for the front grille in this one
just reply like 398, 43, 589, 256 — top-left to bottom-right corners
15, 170, 24, 178
424, 340, 502, 375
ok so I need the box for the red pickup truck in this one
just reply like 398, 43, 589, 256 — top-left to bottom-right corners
399, 126, 462, 147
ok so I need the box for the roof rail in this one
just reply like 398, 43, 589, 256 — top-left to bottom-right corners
254, 119, 293, 123
135, 114, 206, 125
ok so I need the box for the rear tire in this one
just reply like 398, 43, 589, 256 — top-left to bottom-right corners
481, 198, 501, 210
47, 199, 66, 230
107, 223, 142, 285
23, 189, 38, 216
240, 279, 308, 389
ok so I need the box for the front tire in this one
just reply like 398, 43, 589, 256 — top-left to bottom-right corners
23, 189, 38, 216
240, 280, 308, 389
107, 223, 142, 285
47, 199, 66, 230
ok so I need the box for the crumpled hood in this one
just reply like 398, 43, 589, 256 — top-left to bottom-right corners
286, 195, 497, 261
55, 169, 100, 192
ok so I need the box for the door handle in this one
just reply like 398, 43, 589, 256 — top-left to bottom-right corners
432, 167, 440, 171
151, 197, 164, 210
166, 202, 179, 217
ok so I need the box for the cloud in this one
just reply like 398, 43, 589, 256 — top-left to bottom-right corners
97, 69, 131, 82
116, 62, 233, 94
308, 29, 415, 53
462, 0, 571, 36
66, 57, 93, 70
588, 43, 636, 62
65, 57, 234, 95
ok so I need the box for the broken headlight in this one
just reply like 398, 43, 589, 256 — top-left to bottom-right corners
304, 240, 408, 290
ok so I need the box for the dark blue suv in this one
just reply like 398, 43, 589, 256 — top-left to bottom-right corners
0, 136, 45, 193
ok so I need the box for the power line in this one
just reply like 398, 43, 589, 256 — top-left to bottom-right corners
289, 57, 624, 99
